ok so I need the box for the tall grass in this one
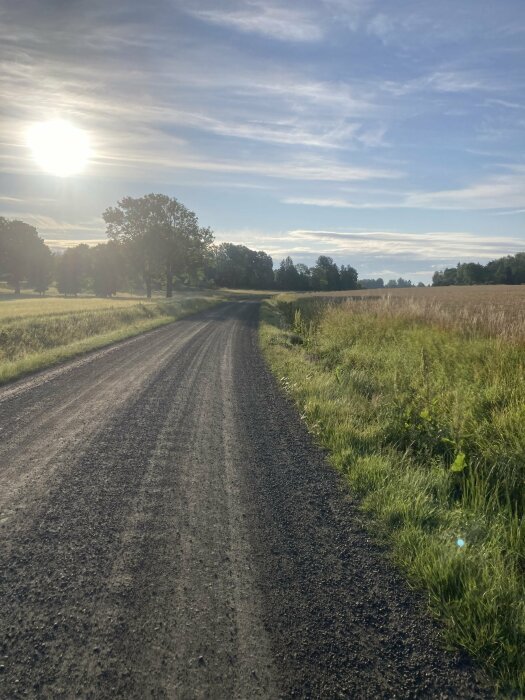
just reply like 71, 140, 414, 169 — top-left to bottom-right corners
0, 294, 223, 384
261, 293, 525, 696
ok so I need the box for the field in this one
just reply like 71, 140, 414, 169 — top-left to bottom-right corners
261, 285, 525, 695
0, 291, 226, 384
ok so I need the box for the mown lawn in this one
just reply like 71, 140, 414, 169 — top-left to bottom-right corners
261, 292, 524, 696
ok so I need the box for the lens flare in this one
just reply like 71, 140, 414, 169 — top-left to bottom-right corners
27, 119, 90, 177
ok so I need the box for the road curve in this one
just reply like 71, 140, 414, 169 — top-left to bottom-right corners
0, 302, 489, 698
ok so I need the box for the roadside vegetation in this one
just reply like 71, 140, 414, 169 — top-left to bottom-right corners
0, 292, 224, 384
260, 288, 525, 696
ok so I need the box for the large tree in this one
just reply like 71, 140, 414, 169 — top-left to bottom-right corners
275, 256, 300, 290
339, 264, 358, 290
0, 217, 51, 295
56, 244, 92, 295
103, 194, 213, 297
310, 255, 340, 291
91, 241, 125, 297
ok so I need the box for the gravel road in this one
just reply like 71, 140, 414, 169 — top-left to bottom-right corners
0, 301, 490, 698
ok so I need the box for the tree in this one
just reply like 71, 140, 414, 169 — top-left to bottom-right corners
0, 217, 51, 295
386, 277, 414, 288
311, 256, 340, 291
252, 250, 274, 289
457, 262, 486, 285
295, 264, 311, 291
275, 256, 300, 290
434, 254, 525, 286
28, 244, 54, 295
211, 243, 273, 289
103, 194, 213, 298
56, 244, 92, 295
339, 264, 358, 290
360, 278, 384, 289
91, 241, 124, 296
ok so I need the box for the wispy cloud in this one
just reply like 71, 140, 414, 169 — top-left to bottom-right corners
283, 166, 525, 210
406, 167, 525, 210
159, 156, 403, 184
286, 229, 525, 260
381, 70, 503, 97
282, 196, 399, 209
322, 0, 373, 29
190, 2, 323, 42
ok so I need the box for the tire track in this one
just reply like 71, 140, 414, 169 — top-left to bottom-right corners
0, 301, 491, 698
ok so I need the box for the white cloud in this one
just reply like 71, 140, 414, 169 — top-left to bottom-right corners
286, 228, 525, 260
381, 70, 501, 98
282, 196, 399, 208
190, 2, 323, 42
406, 169, 525, 209
283, 166, 525, 210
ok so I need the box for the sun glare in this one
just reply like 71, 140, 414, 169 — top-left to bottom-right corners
27, 119, 90, 177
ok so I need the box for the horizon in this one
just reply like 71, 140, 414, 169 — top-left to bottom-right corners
1, 0, 524, 283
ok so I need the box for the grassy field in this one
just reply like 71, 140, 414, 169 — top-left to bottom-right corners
0, 291, 226, 384
261, 286, 524, 696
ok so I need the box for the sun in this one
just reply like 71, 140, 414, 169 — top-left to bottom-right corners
27, 119, 91, 177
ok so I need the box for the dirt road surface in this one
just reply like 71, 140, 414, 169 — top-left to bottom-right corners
0, 302, 490, 698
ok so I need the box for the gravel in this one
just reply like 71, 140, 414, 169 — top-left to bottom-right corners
0, 301, 491, 698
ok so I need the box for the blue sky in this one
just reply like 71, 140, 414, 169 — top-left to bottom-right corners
1, 0, 524, 282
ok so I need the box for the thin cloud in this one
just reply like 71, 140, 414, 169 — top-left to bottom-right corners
406, 170, 525, 210
286, 228, 525, 260
282, 197, 399, 209
190, 2, 323, 42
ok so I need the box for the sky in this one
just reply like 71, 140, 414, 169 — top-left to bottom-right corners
1, 0, 524, 282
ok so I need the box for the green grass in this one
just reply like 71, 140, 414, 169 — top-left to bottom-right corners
260, 295, 524, 697
0, 293, 225, 384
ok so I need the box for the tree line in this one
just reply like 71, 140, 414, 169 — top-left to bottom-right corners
4, 193, 522, 295
432, 253, 525, 286
360, 277, 424, 289
0, 194, 360, 295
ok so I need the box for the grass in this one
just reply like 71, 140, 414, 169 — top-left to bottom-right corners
260, 289, 525, 697
0, 292, 225, 384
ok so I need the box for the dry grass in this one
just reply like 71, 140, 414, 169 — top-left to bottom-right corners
281, 285, 525, 343
0, 292, 225, 384
0, 296, 143, 322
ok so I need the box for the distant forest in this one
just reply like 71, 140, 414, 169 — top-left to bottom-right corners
432, 255, 525, 286
1, 194, 523, 295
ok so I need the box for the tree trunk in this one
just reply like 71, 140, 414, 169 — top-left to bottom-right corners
145, 276, 152, 299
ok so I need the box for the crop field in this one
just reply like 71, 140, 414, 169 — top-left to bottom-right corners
277, 284, 525, 342
261, 285, 525, 695
0, 291, 224, 384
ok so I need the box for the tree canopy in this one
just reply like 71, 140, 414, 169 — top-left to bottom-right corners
211, 243, 274, 289
432, 254, 525, 286
103, 194, 214, 297
0, 217, 52, 295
